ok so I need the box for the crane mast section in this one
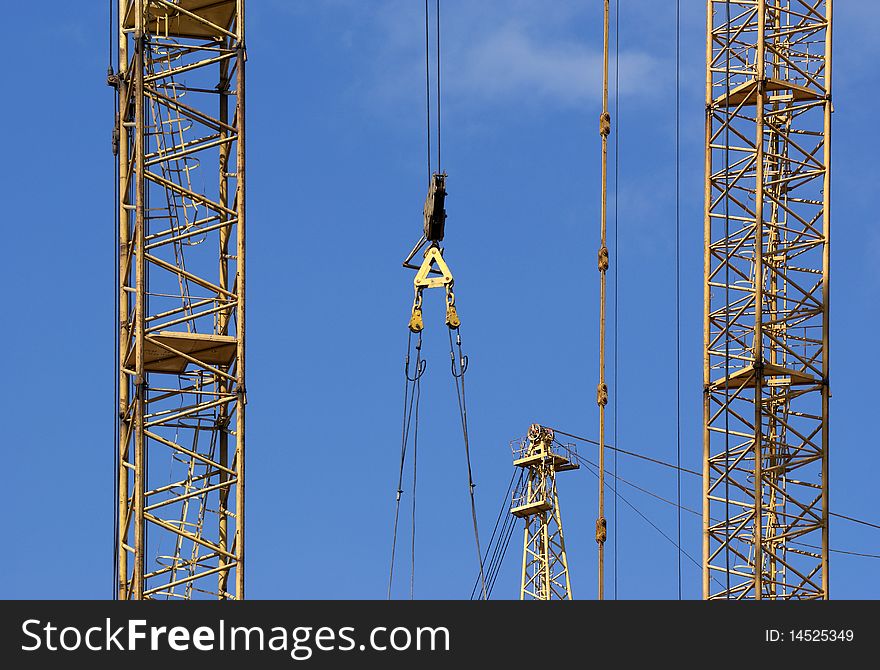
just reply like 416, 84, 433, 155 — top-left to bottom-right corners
703, 0, 830, 600
115, 0, 246, 600
513, 425, 577, 601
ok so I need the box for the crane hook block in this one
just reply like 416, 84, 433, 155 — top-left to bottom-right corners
423, 173, 447, 242
409, 307, 424, 333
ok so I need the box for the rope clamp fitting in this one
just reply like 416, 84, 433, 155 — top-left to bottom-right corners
596, 517, 607, 544
599, 112, 611, 137
597, 383, 608, 406
598, 246, 609, 272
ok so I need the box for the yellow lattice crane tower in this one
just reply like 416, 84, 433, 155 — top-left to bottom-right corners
113, 0, 246, 599
703, 0, 831, 599
511, 425, 578, 600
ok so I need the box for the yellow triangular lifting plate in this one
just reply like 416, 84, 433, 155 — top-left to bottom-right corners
414, 246, 454, 289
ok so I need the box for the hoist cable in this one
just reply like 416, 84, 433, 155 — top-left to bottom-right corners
612, 0, 620, 602
409, 370, 420, 599
108, 0, 114, 73
424, 0, 431, 180
448, 328, 487, 600
436, 0, 442, 173
674, 0, 682, 602
387, 331, 423, 599
112, 0, 121, 599
471, 468, 519, 599
723, 0, 732, 599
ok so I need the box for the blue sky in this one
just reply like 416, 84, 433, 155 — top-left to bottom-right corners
1, 1, 877, 599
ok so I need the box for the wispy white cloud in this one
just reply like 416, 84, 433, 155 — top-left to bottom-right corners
297, 0, 669, 113
449, 21, 664, 107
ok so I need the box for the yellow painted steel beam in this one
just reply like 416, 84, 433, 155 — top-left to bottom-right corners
514, 426, 577, 600
703, 0, 830, 600
115, 0, 245, 600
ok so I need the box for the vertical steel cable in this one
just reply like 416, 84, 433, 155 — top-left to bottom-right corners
111, 0, 120, 600
448, 329, 487, 599
436, 0, 441, 173
675, 0, 682, 601
612, 0, 620, 602
388, 332, 423, 598
424, 0, 432, 180
410, 372, 420, 599
724, 0, 732, 599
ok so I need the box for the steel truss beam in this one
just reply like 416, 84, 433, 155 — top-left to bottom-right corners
703, 0, 830, 600
116, 0, 246, 600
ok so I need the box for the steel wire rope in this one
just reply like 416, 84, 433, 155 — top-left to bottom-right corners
828, 513, 880, 532
486, 504, 516, 600
424, 0, 431, 180
436, 0, 441, 173
481, 491, 518, 599
410, 368, 420, 600
486, 509, 517, 598
554, 428, 880, 535
723, 0, 732, 599
387, 331, 424, 599
675, 0, 682, 601
111, 0, 120, 600
577, 454, 716, 584
448, 328, 487, 600
791, 543, 880, 561
575, 454, 880, 565
568, 445, 880, 564
558, 441, 703, 518
470, 468, 520, 599
551, 428, 702, 476
470, 476, 512, 599
612, 0, 621, 602
474, 509, 515, 600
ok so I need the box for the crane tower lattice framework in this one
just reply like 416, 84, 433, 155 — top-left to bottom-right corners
114, 0, 246, 600
511, 425, 578, 600
703, 0, 830, 600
